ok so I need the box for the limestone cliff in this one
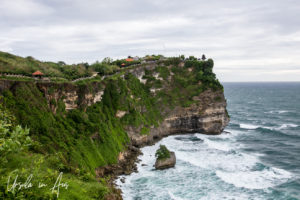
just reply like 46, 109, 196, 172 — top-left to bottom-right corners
0, 80, 104, 112
0, 61, 229, 148
0, 56, 229, 200
128, 89, 229, 147
122, 62, 229, 147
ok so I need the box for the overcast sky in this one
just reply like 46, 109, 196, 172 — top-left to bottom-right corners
1, 0, 300, 81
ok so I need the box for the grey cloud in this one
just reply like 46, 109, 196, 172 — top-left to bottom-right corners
0, 0, 300, 81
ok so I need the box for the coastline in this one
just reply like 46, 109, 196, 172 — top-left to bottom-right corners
0, 57, 229, 199
95, 88, 229, 199
115, 83, 300, 199
100, 129, 227, 200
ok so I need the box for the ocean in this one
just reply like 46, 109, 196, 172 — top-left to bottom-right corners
117, 82, 300, 200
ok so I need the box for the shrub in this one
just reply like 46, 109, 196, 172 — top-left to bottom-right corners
214, 96, 222, 102
140, 127, 150, 135
0, 103, 32, 164
155, 145, 170, 160
91, 62, 119, 75
163, 57, 181, 66
155, 66, 170, 80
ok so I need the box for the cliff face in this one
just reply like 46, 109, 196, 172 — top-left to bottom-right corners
0, 59, 229, 199
120, 62, 229, 147
127, 89, 229, 147
0, 63, 229, 148
0, 80, 104, 112
36, 82, 104, 111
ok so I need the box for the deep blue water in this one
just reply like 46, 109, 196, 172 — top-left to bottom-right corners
118, 82, 300, 200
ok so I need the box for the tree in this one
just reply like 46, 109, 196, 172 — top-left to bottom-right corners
196, 71, 204, 81
26, 56, 35, 61
188, 56, 197, 61
202, 54, 206, 60
155, 145, 170, 159
0, 103, 32, 164
102, 57, 113, 64
58, 61, 66, 66
207, 58, 214, 68
82, 62, 89, 69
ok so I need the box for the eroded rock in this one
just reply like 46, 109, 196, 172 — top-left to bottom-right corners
155, 152, 176, 170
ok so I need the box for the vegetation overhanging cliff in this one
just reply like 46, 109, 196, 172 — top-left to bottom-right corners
0, 53, 229, 199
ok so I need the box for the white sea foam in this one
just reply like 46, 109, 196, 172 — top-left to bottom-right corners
221, 129, 245, 138
200, 192, 262, 200
259, 126, 272, 130
265, 110, 289, 114
176, 146, 258, 172
278, 110, 289, 114
257, 123, 298, 131
276, 123, 298, 130
168, 191, 185, 200
216, 167, 292, 189
119, 134, 293, 199
174, 134, 292, 191
240, 123, 260, 129
203, 139, 232, 152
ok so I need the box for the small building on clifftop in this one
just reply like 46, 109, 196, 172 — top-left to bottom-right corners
32, 70, 44, 79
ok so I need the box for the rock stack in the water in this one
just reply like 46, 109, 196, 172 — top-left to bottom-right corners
154, 145, 176, 170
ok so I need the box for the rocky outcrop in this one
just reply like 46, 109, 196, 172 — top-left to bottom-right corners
36, 82, 104, 111
126, 64, 229, 147
116, 110, 127, 118
95, 145, 141, 177
0, 80, 104, 112
155, 152, 176, 170
128, 89, 229, 147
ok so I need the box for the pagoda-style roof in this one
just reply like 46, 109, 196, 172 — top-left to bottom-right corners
32, 71, 44, 76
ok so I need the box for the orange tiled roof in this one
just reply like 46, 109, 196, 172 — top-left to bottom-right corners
32, 71, 44, 76
125, 58, 134, 62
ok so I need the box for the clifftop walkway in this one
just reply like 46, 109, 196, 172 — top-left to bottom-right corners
0, 60, 162, 83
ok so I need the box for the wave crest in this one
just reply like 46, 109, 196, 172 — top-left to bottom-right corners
239, 123, 298, 131
239, 123, 260, 129
216, 167, 292, 189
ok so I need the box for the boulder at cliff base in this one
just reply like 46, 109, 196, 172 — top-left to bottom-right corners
155, 152, 176, 170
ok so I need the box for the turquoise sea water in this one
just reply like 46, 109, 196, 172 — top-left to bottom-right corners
118, 82, 300, 200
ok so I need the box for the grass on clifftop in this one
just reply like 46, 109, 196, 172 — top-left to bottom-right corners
0, 51, 120, 80
0, 51, 93, 80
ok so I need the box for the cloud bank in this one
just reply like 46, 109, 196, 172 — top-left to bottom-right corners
1, 0, 300, 81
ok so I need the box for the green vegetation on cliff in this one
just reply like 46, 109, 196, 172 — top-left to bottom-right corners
0, 51, 94, 80
0, 104, 110, 199
0, 73, 162, 199
155, 145, 171, 160
0, 52, 133, 80
0, 52, 224, 199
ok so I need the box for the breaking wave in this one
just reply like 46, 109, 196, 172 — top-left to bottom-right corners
216, 167, 292, 189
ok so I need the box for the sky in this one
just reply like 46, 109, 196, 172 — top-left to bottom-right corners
0, 0, 300, 82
